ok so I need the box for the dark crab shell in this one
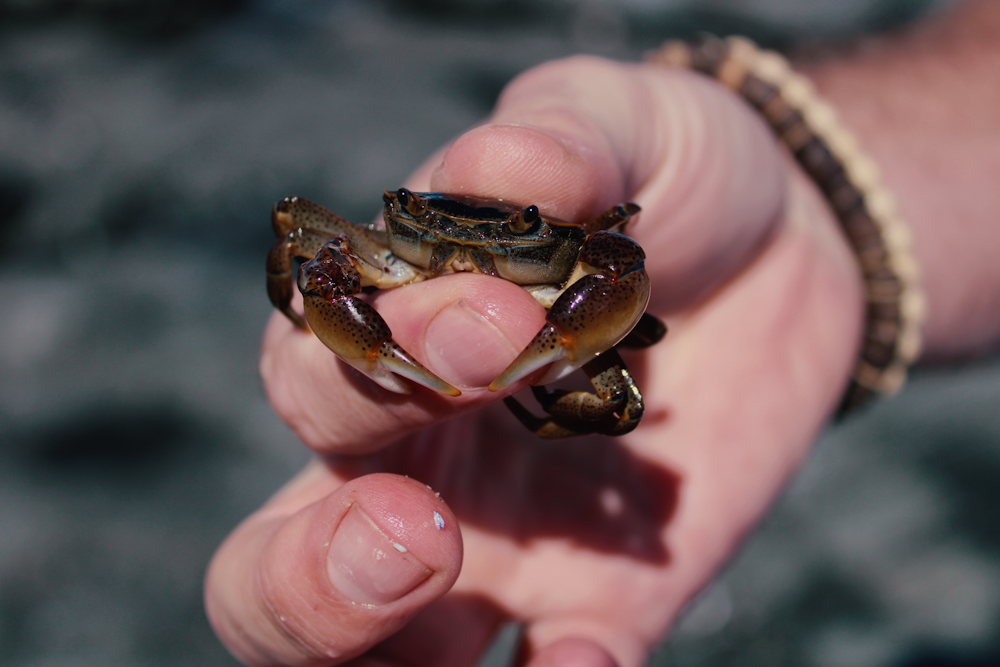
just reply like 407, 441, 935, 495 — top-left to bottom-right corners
381, 190, 587, 285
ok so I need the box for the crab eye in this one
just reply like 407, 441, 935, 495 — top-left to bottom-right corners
395, 188, 427, 215
507, 205, 541, 234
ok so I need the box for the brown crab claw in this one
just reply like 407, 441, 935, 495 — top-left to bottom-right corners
337, 338, 462, 397
489, 248, 651, 394
489, 323, 582, 392
302, 292, 460, 398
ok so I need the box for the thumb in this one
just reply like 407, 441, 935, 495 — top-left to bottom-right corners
205, 468, 462, 666
431, 55, 786, 312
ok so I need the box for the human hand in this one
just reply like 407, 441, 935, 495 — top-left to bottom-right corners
205, 55, 862, 667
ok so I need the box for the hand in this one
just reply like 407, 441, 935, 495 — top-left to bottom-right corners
205, 55, 862, 667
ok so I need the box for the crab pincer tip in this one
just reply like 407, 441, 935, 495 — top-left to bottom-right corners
487, 359, 541, 393
392, 365, 461, 397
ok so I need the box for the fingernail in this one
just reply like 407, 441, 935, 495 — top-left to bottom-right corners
424, 299, 519, 388
327, 503, 431, 606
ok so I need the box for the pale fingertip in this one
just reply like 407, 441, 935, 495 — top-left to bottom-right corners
413, 274, 546, 390
526, 637, 620, 667
526, 620, 647, 667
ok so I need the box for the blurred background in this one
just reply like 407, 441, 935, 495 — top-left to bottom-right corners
2, 1, 998, 666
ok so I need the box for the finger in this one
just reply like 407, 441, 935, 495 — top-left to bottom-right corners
261, 272, 546, 454
205, 467, 463, 667
430, 54, 787, 311
361, 596, 508, 667
524, 637, 620, 667
523, 617, 646, 667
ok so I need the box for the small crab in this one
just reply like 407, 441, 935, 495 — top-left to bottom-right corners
266, 189, 665, 438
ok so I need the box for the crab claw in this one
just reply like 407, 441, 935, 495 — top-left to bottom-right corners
303, 293, 460, 396
489, 230, 651, 393
489, 322, 570, 392
300, 241, 460, 397
488, 272, 649, 391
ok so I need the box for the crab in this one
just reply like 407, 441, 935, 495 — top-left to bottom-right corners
266, 189, 665, 438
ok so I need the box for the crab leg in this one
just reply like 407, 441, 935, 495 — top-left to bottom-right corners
619, 313, 668, 349
503, 350, 643, 438
299, 238, 460, 397
267, 196, 386, 330
490, 230, 652, 437
267, 227, 333, 330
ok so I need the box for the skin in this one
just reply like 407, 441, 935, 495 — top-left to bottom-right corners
205, 3, 1000, 666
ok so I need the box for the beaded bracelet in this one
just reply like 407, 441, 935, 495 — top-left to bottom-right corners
646, 36, 925, 416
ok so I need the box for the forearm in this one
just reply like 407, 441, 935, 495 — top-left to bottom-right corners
803, 0, 1000, 361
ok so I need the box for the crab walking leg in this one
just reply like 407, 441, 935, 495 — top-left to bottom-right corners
579, 201, 641, 234
504, 350, 644, 438
618, 313, 668, 349
298, 239, 460, 397
267, 196, 388, 330
266, 227, 334, 330
271, 196, 386, 254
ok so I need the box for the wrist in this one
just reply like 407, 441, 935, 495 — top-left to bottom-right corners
802, 0, 1000, 360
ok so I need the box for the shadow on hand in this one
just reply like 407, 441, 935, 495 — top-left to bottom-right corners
330, 401, 679, 564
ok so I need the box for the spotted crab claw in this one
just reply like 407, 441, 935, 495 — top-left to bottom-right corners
267, 195, 459, 397
298, 240, 460, 397
489, 230, 655, 437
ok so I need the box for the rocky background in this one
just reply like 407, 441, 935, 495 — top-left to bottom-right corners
2, 1, 998, 666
